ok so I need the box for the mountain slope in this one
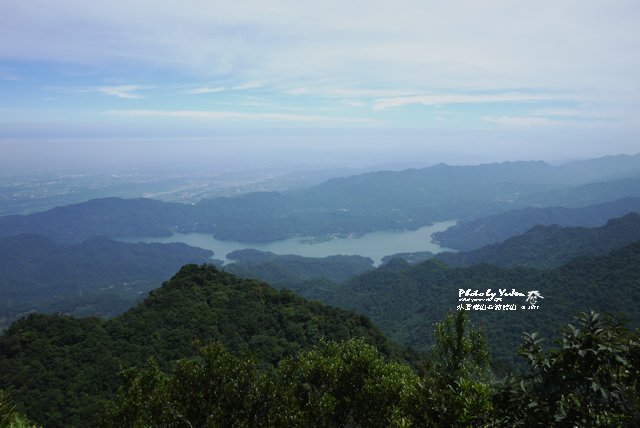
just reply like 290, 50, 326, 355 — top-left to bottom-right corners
0, 264, 415, 427
0, 197, 196, 242
224, 249, 374, 286
434, 197, 640, 250
0, 234, 214, 327
326, 241, 640, 365
435, 212, 640, 268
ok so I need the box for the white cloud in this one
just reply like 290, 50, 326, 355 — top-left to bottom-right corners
185, 86, 226, 95
96, 85, 150, 99
231, 82, 264, 90
108, 109, 376, 124
5, 0, 637, 94
526, 107, 617, 120
373, 93, 563, 110
2, 0, 640, 134
482, 116, 556, 127
288, 87, 416, 98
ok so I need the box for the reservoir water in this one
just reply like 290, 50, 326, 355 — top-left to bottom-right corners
120, 220, 457, 265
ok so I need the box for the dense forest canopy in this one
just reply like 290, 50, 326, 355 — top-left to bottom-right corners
0, 264, 416, 427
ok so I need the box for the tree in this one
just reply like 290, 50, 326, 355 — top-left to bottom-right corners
275, 338, 423, 427
104, 342, 272, 427
0, 390, 38, 428
104, 339, 425, 427
494, 311, 640, 427
420, 309, 493, 427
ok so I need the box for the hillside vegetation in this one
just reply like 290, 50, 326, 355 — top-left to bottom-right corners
0, 234, 213, 328
322, 240, 640, 366
435, 211, 640, 268
434, 197, 640, 250
0, 264, 414, 427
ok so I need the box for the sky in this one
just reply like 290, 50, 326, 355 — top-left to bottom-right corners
1, 0, 640, 170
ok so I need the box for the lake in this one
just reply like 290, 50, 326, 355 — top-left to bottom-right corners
120, 220, 457, 265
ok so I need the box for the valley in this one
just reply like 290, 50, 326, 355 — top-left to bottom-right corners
2, 153, 640, 426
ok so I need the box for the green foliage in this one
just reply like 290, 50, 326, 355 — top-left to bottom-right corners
0, 314, 119, 426
420, 310, 493, 427
224, 249, 373, 289
103, 310, 490, 428
494, 311, 640, 427
104, 310, 640, 427
276, 338, 424, 427
4, 287, 639, 427
325, 240, 640, 366
0, 390, 38, 428
427, 310, 489, 384
105, 338, 425, 428
0, 264, 413, 427
104, 344, 272, 427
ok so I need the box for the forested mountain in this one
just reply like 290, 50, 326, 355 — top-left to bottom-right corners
218, 213, 640, 308
525, 176, 640, 207
2, 154, 640, 426
0, 264, 414, 427
224, 249, 374, 287
0, 234, 213, 328
0, 197, 197, 242
102, 310, 640, 427
0, 261, 403, 425
323, 241, 640, 365
1, 220, 639, 426
434, 212, 640, 268
434, 197, 640, 250
2, 155, 640, 243
550, 153, 640, 181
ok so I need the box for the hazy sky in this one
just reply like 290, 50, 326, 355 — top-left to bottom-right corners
1, 0, 640, 169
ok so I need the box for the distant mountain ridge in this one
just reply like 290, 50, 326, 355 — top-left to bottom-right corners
1, 153, 640, 243
434, 197, 640, 250
434, 212, 640, 268
0, 234, 214, 327
0, 197, 196, 241
225, 249, 374, 285
322, 240, 640, 365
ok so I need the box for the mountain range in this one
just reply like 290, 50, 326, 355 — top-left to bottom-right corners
324, 240, 640, 366
2, 154, 640, 426
2, 154, 640, 243
434, 197, 640, 250
0, 234, 213, 328
434, 211, 640, 268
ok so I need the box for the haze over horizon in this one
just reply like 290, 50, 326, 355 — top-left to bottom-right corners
2, 1, 640, 171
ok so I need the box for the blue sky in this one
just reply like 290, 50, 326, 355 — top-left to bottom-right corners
1, 0, 640, 168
